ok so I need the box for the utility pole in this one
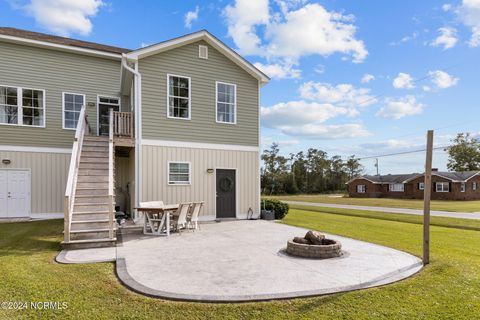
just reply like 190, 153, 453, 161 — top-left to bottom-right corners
375, 158, 379, 175
423, 130, 434, 265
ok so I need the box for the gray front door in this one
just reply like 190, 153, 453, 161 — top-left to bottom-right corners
216, 169, 236, 218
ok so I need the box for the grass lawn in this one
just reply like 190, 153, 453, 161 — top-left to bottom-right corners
1, 212, 479, 319
268, 194, 480, 212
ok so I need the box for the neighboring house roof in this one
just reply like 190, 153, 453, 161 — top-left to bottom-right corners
124, 30, 270, 84
348, 171, 480, 185
0, 27, 130, 55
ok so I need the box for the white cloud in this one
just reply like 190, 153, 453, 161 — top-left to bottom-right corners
261, 100, 348, 128
280, 123, 369, 139
428, 70, 459, 89
184, 6, 200, 29
314, 64, 325, 74
430, 27, 458, 49
23, 0, 104, 36
392, 72, 415, 89
299, 82, 377, 113
361, 73, 375, 83
442, 3, 453, 11
224, 0, 368, 63
376, 96, 425, 119
254, 61, 301, 79
457, 0, 480, 46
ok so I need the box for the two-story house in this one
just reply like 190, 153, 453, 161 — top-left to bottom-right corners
0, 27, 269, 247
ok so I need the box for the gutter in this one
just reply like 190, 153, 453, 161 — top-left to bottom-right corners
121, 54, 142, 221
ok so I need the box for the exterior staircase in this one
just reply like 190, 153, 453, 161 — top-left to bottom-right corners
68, 136, 116, 248
62, 106, 116, 249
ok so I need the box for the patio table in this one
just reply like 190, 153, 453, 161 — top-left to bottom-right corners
135, 204, 179, 236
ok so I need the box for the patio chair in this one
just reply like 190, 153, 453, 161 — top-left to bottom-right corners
170, 203, 191, 234
187, 202, 204, 231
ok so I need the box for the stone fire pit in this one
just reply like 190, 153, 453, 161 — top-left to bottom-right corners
286, 231, 342, 259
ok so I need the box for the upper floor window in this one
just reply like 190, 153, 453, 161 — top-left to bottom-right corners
216, 82, 236, 124
0, 86, 44, 127
389, 183, 404, 192
357, 185, 366, 193
436, 182, 449, 192
167, 75, 190, 120
63, 92, 85, 130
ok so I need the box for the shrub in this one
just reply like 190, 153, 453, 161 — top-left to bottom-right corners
261, 199, 289, 220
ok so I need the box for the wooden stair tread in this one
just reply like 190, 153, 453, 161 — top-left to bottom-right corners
70, 228, 117, 233
62, 238, 116, 244
71, 219, 110, 224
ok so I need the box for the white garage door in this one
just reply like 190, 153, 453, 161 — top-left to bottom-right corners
0, 170, 31, 218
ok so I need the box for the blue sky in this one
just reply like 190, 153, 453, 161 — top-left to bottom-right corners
2, 0, 480, 174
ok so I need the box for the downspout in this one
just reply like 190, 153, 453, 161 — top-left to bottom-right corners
122, 54, 142, 221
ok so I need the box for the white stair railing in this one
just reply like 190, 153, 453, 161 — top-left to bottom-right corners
108, 108, 115, 239
64, 106, 90, 243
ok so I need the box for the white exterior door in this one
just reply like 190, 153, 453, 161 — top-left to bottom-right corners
0, 170, 31, 218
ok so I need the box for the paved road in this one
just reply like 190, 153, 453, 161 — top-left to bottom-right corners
285, 201, 480, 220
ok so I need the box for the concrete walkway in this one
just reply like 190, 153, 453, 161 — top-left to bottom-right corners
286, 201, 480, 220
114, 220, 421, 302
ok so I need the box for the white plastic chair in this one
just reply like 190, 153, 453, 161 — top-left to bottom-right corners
187, 202, 203, 230
171, 203, 191, 234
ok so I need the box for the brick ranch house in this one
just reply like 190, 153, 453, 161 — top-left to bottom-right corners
347, 170, 480, 200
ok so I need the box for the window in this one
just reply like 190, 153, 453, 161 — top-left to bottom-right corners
419, 182, 425, 190
63, 93, 85, 129
168, 162, 191, 185
167, 75, 190, 119
357, 185, 366, 193
199, 45, 208, 59
436, 182, 449, 192
461, 182, 466, 192
0, 86, 44, 127
389, 183, 404, 192
216, 82, 236, 124
473, 182, 477, 191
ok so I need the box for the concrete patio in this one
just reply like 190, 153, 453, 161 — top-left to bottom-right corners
57, 220, 422, 302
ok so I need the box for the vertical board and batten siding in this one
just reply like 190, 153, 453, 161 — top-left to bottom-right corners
139, 40, 259, 146
0, 41, 122, 148
0, 150, 69, 214
142, 145, 259, 219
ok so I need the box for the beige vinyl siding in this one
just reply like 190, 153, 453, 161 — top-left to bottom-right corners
0, 150, 70, 214
141, 145, 260, 219
139, 40, 259, 146
0, 41, 121, 148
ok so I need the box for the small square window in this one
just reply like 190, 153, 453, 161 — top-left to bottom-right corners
419, 182, 425, 190
168, 162, 191, 185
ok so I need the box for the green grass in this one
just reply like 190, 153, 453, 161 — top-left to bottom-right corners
1, 213, 479, 319
267, 194, 480, 212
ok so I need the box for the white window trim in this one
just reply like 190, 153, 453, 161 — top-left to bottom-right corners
62, 92, 86, 130
0, 84, 46, 128
389, 183, 404, 192
419, 182, 425, 190
473, 182, 477, 191
215, 81, 237, 125
461, 182, 466, 192
96, 95, 121, 135
436, 182, 450, 192
167, 161, 191, 185
199, 45, 208, 59
166, 74, 191, 120
357, 185, 366, 193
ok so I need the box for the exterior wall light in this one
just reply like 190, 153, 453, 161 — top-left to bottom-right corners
206, 168, 214, 174
2, 159, 11, 165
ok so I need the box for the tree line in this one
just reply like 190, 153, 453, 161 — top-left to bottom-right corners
261, 143, 362, 195
262, 133, 480, 195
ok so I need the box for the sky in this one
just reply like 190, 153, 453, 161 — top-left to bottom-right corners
1, 0, 479, 174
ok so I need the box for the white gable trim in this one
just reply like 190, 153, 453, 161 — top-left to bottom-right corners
125, 31, 269, 84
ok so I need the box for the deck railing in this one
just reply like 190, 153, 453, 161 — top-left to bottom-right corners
64, 105, 90, 243
112, 111, 133, 138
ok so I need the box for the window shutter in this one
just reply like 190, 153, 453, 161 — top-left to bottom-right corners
433, 182, 436, 192
449, 182, 452, 192
417, 183, 419, 189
